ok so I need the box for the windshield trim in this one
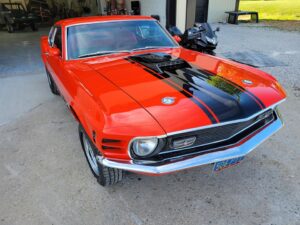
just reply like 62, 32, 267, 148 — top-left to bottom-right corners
64, 20, 179, 61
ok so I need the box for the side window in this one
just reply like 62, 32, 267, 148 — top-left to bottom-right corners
48, 26, 55, 46
54, 27, 62, 51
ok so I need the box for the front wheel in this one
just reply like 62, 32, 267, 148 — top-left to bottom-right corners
79, 125, 123, 186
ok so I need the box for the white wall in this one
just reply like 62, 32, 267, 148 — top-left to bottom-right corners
207, 0, 235, 23
139, 0, 166, 27
176, 0, 187, 31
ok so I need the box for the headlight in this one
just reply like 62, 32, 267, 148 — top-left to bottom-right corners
206, 36, 217, 45
132, 138, 158, 157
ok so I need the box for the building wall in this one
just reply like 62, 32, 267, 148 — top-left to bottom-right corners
207, 0, 235, 23
97, 0, 166, 26
139, 0, 166, 26
185, 0, 197, 28
176, 0, 186, 32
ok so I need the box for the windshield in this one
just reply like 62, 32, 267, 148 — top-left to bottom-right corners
67, 20, 177, 59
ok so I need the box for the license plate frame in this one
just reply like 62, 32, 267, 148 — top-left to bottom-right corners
213, 156, 245, 172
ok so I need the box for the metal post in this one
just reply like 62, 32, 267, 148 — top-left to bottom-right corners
235, 0, 240, 11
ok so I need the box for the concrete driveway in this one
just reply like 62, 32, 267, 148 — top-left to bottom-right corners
0, 25, 299, 225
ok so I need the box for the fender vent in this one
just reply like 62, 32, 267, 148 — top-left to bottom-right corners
101, 138, 122, 150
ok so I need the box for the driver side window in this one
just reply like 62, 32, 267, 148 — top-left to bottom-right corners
54, 27, 62, 53
49, 26, 62, 56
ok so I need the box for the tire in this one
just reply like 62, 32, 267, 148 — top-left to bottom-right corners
30, 23, 38, 31
45, 68, 59, 95
79, 125, 123, 186
6, 23, 14, 33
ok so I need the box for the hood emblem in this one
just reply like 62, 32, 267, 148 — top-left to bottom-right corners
242, 79, 253, 85
162, 97, 175, 105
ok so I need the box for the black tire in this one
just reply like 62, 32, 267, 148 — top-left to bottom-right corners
6, 23, 14, 33
30, 23, 38, 31
45, 68, 59, 95
78, 125, 123, 186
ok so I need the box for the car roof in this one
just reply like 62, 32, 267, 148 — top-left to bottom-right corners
55, 15, 155, 27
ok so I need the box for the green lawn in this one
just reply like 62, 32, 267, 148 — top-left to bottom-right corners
240, 0, 300, 20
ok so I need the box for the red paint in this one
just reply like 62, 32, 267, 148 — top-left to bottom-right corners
41, 16, 286, 162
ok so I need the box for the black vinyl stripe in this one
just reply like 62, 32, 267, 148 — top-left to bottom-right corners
212, 73, 266, 109
144, 68, 218, 123
128, 53, 264, 123
170, 67, 262, 122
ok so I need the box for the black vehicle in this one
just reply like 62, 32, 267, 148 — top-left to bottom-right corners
0, 3, 38, 33
168, 23, 220, 55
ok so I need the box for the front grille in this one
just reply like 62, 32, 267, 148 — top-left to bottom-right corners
164, 109, 274, 153
146, 110, 276, 162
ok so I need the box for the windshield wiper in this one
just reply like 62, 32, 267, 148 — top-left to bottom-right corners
131, 46, 175, 52
78, 46, 175, 58
78, 50, 131, 58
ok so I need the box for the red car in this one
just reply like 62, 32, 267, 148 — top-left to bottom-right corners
41, 16, 286, 186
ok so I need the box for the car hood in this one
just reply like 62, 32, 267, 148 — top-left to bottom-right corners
85, 48, 286, 133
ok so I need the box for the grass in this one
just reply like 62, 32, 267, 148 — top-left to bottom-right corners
240, 0, 300, 20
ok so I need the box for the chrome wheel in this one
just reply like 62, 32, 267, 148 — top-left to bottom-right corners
83, 134, 100, 176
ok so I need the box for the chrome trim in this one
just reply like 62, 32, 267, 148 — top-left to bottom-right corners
65, 19, 156, 28
127, 99, 285, 160
159, 110, 275, 155
97, 116, 283, 175
166, 99, 286, 136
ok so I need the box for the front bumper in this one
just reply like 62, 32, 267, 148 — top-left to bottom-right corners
96, 116, 283, 175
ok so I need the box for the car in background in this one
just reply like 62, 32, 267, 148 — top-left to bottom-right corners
40, 16, 286, 186
0, 2, 38, 33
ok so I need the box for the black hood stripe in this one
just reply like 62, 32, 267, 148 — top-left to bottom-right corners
143, 68, 219, 123
160, 67, 262, 122
128, 53, 264, 123
213, 74, 266, 109
177, 67, 266, 111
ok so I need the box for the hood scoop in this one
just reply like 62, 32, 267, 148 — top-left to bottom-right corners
129, 53, 191, 74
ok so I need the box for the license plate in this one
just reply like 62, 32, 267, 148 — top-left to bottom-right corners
213, 156, 245, 172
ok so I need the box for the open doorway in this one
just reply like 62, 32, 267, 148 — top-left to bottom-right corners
186, 0, 209, 28
195, 0, 208, 22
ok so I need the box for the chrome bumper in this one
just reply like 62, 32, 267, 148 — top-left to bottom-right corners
96, 117, 283, 175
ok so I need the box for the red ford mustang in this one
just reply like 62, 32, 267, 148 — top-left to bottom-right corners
41, 16, 286, 186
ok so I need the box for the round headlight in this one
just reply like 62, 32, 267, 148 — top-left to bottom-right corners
132, 138, 158, 157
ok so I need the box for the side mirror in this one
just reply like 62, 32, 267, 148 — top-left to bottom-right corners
215, 27, 220, 32
151, 14, 160, 22
173, 35, 182, 43
49, 47, 61, 56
